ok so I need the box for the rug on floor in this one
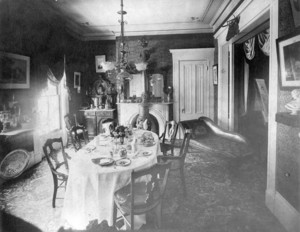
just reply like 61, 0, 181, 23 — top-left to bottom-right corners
0, 147, 286, 232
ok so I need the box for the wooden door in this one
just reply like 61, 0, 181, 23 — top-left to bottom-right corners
179, 60, 210, 121
170, 48, 214, 126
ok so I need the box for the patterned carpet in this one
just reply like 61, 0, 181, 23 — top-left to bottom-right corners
0, 147, 286, 232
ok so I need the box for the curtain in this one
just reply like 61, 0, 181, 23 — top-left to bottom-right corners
59, 57, 69, 144
244, 59, 249, 114
258, 29, 270, 56
46, 68, 60, 86
243, 37, 255, 60
243, 29, 270, 60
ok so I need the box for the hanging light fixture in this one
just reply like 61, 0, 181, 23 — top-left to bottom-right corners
116, 0, 131, 80
101, 0, 133, 80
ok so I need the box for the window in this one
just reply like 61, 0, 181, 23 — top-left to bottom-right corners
37, 79, 61, 134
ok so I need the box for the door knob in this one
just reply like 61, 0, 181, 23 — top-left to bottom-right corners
182, 108, 185, 113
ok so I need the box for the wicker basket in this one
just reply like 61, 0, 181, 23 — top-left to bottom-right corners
0, 149, 30, 180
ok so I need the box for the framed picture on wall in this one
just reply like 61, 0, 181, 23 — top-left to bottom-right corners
290, 0, 300, 28
95, 55, 106, 73
74, 72, 81, 88
213, 64, 218, 85
0, 52, 30, 89
276, 31, 300, 89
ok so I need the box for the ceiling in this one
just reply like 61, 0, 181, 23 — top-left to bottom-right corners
45, 0, 231, 40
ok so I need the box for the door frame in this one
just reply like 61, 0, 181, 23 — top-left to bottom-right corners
214, 0, 271, 131
213, 1, 297, 230
170, 48, 215, 124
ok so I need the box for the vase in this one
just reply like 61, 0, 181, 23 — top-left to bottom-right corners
167, 93, 172, 102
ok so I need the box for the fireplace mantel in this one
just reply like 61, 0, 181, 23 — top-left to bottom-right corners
117, 102, 173, 105
117, 102, 173, 136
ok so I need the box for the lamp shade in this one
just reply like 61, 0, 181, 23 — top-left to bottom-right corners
135, 62, 148, 71
102, 62, 116, 71
116, 69, 132, 80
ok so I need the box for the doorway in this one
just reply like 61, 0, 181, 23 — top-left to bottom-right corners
233, 26, 270, 161
170, 48, 214, 124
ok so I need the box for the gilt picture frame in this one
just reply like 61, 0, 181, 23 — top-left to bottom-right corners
276, 31, 300, 89
95, 55, 106, 73
74, 72, 81, 88
0, 52, 30, 89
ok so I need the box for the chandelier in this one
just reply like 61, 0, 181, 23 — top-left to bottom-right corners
101, 0, 147, 80
116, 0, 130, 79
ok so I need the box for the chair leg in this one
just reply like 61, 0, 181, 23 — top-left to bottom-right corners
154, 203, 162, 229
66, 134, 70, 148
83, 131, 89, 144
180, 167, 186, 197
69, 134, 78, 151
52, 175, 58, 208
131, 211, 134, 231
113, 203, 117, 228
76, 138, 82, 150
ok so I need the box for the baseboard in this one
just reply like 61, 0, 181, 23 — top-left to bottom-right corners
266, 190, 300, 232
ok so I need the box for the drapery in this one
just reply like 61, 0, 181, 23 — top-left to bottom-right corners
243, 29, 270, 60
243, 37, 256, 60
258, 29, 270, 56
36, 58, 69, 142
59, 68, 69, 144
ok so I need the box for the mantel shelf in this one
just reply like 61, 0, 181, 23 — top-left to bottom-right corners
275, 112, 300, 128
116, 102, 173, 105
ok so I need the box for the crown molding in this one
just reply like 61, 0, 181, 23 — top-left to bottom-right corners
65, 21, 213, 40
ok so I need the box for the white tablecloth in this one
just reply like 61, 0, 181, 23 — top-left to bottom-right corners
62, 130, 160, 230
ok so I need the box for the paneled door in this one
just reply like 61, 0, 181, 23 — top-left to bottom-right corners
179, 60, 210, 121
171, 48, 214, 125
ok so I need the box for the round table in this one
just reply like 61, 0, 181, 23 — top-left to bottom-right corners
62, 129, 160, 230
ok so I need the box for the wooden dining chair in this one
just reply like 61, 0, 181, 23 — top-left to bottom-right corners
64, 113, 89, 151
43, 137, 70, 208
113, 162, 172, 230
159, 120, 179, 156
157, 129, 192, 197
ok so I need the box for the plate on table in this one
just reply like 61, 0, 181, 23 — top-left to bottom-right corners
115, 158, 131, 167
142, 151, 152, 156
143, 141, 156, 147
99, 158, 114, 166
91, 158, 101, 164
92, 158, 114, 166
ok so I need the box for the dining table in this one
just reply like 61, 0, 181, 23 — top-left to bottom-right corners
61, 129, 161, 230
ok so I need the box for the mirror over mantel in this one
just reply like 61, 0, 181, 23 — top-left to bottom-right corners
123, 71, 165, 103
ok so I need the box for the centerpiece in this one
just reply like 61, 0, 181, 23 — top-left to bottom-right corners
110, 125, 133, 144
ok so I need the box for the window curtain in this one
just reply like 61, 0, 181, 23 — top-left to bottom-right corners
40, 58, 70, 142
59, 66, 69, 144
46, 68, 60, 86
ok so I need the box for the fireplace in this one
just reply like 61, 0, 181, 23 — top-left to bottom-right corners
117, 102, 172, 136
131, 113, 159, 134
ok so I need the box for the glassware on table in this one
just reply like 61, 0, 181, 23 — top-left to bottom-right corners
112, 139, 120, 155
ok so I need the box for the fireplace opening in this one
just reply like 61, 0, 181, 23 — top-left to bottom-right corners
131, 114, 159, 135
